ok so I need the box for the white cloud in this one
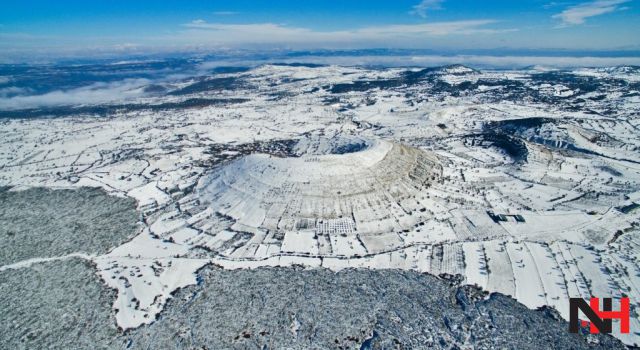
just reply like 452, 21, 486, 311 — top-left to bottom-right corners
180, 19, 513, 47
553, 0, 630, 26
183, 22, 316, 42
357, 20, 514, 36
0, 78, 151, 110
543, 2, 572, 10
410, 0, 444, 18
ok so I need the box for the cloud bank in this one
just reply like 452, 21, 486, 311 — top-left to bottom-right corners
194, 53, 640, 70
180, 19, 514, 47
0, 78, 150, 110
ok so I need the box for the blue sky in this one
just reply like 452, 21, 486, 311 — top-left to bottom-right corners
1, 0, 638, 57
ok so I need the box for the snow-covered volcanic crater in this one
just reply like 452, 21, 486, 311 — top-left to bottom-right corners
196, 136, 442, 258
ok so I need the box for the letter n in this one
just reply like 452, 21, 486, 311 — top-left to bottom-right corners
569, 298, 611, 333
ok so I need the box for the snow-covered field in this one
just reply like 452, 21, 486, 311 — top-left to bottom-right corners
1, 63, 639, 345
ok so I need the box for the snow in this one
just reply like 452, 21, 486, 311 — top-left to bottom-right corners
462, 242, 488, 290
96, 256, 209, 330
2, 63, 639, 345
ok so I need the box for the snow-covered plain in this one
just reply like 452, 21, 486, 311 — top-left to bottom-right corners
1, 63, 640, 345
